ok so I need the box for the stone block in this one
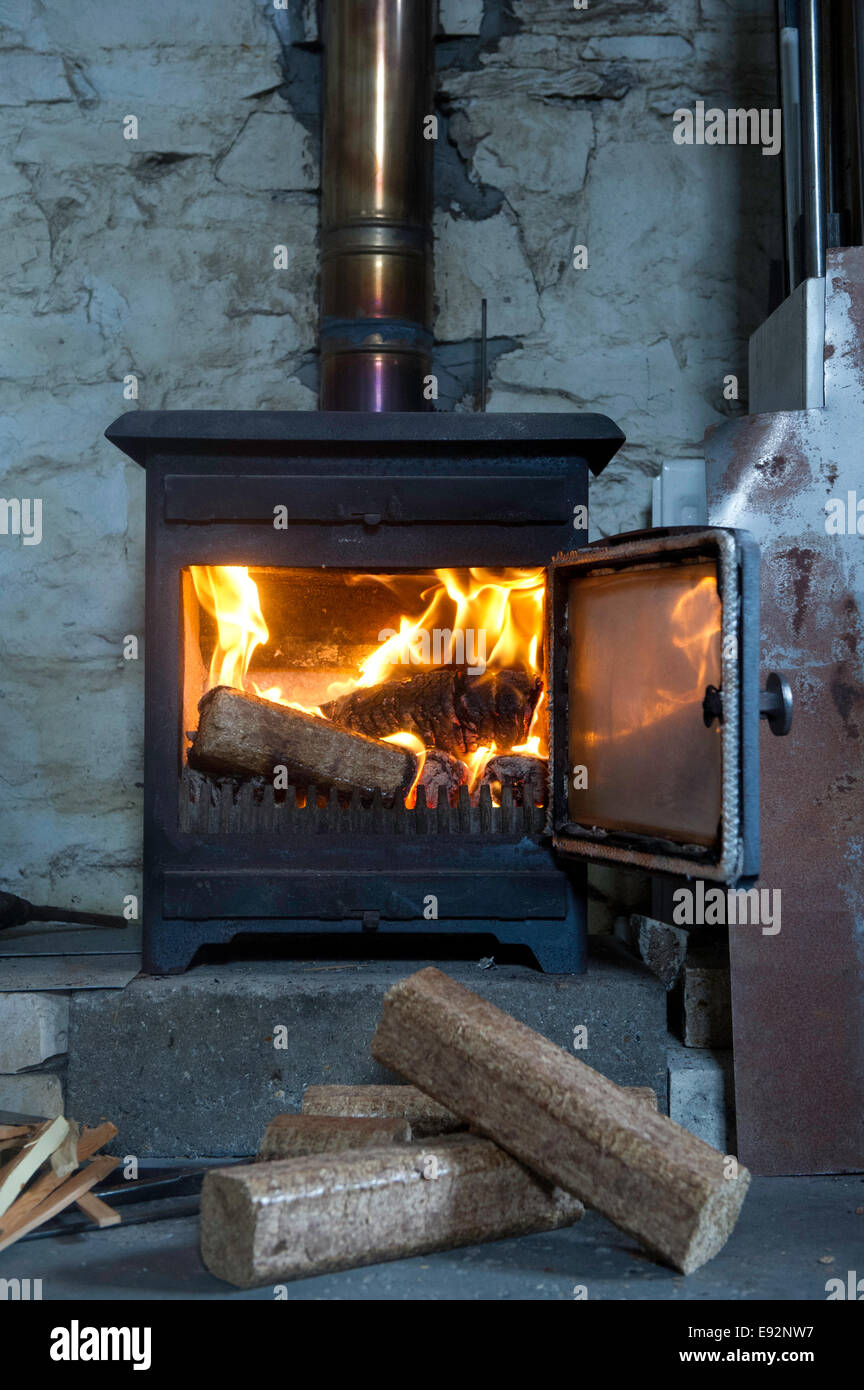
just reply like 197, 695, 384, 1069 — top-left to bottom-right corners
439, 0, 484, 36
668, 1044, 735, 1152
582, 36, 694, 62
434, 209, 541, 341
678, 960, 733, 1049
0, 993, 69, 1071
67, 943, 668, 1156
35, 0, 275, 48
216, 109, 318, 193
0, 1071, 64, 1118
0, 52, 70, 105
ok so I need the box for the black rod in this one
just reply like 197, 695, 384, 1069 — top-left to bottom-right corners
480, 298, 487, 412
800, 0, 826, 278
778, 1, 802, 289
850, 0, 864, 241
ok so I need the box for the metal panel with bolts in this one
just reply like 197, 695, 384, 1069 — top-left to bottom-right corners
705, 247, 864, 1175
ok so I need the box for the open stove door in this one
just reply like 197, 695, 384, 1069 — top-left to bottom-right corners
549, 527, 761, 886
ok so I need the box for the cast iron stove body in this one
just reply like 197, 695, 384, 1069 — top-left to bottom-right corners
108, 410, 632, 975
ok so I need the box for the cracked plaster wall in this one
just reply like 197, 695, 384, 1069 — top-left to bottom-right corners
0, 0, 779, 908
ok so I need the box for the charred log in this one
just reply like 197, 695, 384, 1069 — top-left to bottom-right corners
321, 670, 543, 756
417, 749, 469, 809
480, 754, 547, 808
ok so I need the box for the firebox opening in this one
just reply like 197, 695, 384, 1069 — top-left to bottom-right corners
180, 566, 548, 820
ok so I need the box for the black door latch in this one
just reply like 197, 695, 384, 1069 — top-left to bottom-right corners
703, 671, 793, 736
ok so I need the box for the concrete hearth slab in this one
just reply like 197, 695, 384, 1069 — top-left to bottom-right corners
66, 940, 667, 1157
5, 1176, 859, 1301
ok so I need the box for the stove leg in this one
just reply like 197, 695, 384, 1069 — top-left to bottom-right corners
494, 869, 587, 974
494, 920, 585, 975
142, 922, 203, 976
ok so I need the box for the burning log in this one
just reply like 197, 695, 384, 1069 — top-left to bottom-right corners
417, 749, 468, 808
371, 968, 751, 1275
258, 1114, 412, 1161
200, 1134, 583, 1287
480, 754, 547, 807
321, 669, 543, 756
189, 686, 418, 800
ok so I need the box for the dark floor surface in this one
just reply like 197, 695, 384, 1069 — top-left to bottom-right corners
3, 1175, 862, 1301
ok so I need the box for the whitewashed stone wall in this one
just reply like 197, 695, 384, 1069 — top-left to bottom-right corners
437, 0, 780, 535
0, 0, 778, 908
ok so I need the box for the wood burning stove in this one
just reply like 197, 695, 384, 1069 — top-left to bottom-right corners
106, 409, 773, 977
99, 3, 791, 978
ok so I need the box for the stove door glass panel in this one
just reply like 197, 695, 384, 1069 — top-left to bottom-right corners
551, 526, 760, 885
567, 559, 722, 845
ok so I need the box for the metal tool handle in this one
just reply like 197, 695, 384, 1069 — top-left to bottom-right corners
0, 891, 128, 933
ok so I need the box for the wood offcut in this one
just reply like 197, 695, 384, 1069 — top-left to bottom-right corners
0, 1120, 119, 1252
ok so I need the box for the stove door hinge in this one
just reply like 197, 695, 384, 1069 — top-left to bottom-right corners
703, 671, 794, 736
361, 910, 380, 932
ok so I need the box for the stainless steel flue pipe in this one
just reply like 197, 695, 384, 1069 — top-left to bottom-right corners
320, 0, 436, 411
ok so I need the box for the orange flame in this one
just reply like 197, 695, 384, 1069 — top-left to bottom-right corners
190, 566, 268, 690
188, 565, 548, 774
582, 573, 721, 746
466, 743, 497, 793
382, 731, 427, 807
329, 567, 545, 698
513, 688, 545, 757
661, 576, 720, 705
